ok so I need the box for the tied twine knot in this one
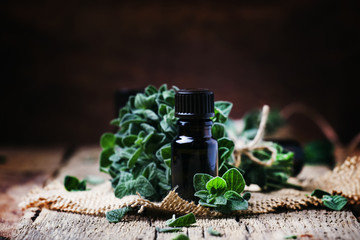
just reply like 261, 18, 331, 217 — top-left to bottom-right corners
233, 105, 277, 168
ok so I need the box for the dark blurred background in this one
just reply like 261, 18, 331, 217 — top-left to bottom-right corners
1, 0, 359, 146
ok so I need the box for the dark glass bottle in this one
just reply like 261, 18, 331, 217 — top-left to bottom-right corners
171, 89, 218, 201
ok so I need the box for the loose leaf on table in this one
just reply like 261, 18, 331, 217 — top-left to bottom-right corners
166, 213, 196, 227
64, 175, 87, 192
207, 227, 223, 237
156, 227, 183, 233
310, 189, 331, 199
322, 195, 347, 211
106, 207, 132, 223
172, 234, 189, 240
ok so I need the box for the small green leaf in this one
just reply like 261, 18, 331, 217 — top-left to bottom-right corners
222, 168, 245, 194
206, 177, 227, 195
115, 179, 136, 198
172, 234, 189, 240
311, 189, 331, 199
78, 180, 87, 190
194, 190, 209, 200
110, 118, 120, 126
64, 175, 79, 191
199, 200, 217, 208
100, 133, 116, 149
193, 173, 213, 191
64, 175, 87, 191
127, 148, 142, 168
122, 135, 138, 147
134, 176, 157, 199
211, 122, 226, 139
143, 109, 159, 121
207, 227, 222, 237
106, 207, 132, 223
99, 148, 114, 173
142, 162, 157, 181
144, 85, 158, 96
120, 113, 146, 128
217, 137, 235, 161
284, 235, 298, 239
322, 195, 347, 211
166, 213, 196, 227
224, 190, 248, 211
156, 227, 183, 233
164, 159, 171, 168
214, 195, 227, 205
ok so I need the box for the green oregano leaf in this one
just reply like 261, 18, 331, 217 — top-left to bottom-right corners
322, 195, 347, 211
100, 133, 116, 149
106, 207, 132, 223
207, 227, 222, 237
172, 234, 189, 240
211, 122, 226, 139
99, 148, 114, 173
166, 213, 196, 227
64, 175, 87, 191
127, 147, 142, 168
155, 227, 183, 233
194, 190, 209, 201
199, 199, 217, 208
222, 168, 245, 194
206, 177, 227, 195
224, 190, 248, 211
311, 189, 331, 199
193, 173, 213, 191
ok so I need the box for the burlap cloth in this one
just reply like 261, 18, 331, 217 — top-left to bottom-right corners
19, 156, 360, 218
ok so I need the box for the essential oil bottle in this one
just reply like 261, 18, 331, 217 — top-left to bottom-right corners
171, 89, 218, 201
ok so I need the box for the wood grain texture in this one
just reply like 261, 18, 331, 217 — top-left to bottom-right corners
13, 210, 360, 240
0, 148, 64, 239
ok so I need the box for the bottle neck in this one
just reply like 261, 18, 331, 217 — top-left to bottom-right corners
177, 119, 213, 138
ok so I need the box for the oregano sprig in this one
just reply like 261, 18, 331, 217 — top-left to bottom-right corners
310, 189, 348, 211
194, 168, 250, 213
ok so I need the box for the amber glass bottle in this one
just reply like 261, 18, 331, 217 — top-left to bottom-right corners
171, 89, 218, 201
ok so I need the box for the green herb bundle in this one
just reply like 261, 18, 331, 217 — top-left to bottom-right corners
229, 110, 299, 191
239, 144, 298, 191
99, 84, 235, 201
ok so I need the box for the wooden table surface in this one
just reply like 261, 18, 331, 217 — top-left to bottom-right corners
1, 146, 360, 240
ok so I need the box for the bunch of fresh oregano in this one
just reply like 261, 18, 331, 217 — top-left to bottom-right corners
194, 168, 250, 213
99, 84, 235, 201
227, 109, 300, 191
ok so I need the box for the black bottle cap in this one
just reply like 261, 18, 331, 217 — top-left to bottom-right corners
175, 89, 215, 119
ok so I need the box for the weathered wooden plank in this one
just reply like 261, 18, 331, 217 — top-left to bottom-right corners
0, 147, 64, 239
240, 210, 360, 240
52, 146, 107, 182
13, 208, 155, 240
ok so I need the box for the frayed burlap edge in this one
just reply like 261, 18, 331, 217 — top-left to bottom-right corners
19, 156, 360, 217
